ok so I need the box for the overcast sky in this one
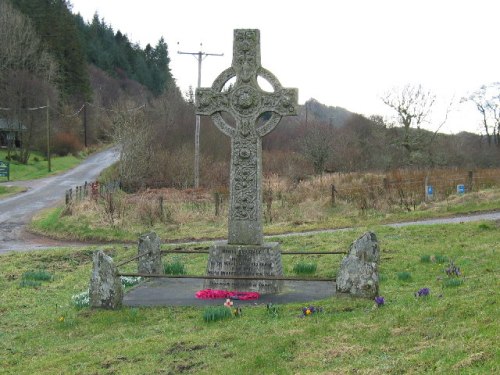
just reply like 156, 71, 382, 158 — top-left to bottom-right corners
70, 0, 499, 134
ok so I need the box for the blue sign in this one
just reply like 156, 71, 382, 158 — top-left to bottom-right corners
427, 185, 433, 195
457, 184, 465, 195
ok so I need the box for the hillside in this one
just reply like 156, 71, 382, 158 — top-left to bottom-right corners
1, 0, 499, 191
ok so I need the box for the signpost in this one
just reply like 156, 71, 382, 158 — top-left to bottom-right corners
425, 184, 434, 200
0, 161, 9, 181
457, 184, 465, 195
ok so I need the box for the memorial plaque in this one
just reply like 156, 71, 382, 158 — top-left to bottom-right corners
205, 241, 284, 293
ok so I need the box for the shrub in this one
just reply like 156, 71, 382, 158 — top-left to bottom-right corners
478, 223, 491, 230
397, 272, 412, 282
52, 132, 83, 156
420, 255, 431, 263
22, 270, 53, 281
203, 306, 232, 322
443, 278, 464, 288
293, 262, 317, 275
266, 303, 280, 318
19, 279, 42, 288
434, 254, 448, 264
164, 259, 187, 275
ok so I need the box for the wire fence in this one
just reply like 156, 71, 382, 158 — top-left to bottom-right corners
65, 180, 121, 205
63, 169, 500, 220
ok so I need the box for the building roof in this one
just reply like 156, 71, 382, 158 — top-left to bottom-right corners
0, 117, 27, 131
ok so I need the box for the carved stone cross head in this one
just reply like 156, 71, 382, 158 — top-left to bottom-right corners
196, 29, 298, 139
196, 29, 298, 245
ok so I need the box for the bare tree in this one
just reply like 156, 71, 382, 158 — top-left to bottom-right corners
0, 0, 54, 78
300, 123, 332, 175
112, 105, 153, 190
466, 83, 500, 146
382, 84, 436, 154
0, 0, 58, 163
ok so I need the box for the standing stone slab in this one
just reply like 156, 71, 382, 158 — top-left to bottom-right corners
196, 29, 297, 293
89, 250, 123, 309
138, 232, 163, 274
336, 232, 380, 298
204, 241, 283, 293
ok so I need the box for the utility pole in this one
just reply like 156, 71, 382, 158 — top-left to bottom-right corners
46, 96, 51, 172
305, 100, 308, 126
83, 103, 88, 148
178, 43, 223, 188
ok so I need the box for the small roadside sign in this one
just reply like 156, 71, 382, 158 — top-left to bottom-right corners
0, 161, 9, 181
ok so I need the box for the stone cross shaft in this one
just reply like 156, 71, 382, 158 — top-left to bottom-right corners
196, 29, 298, 245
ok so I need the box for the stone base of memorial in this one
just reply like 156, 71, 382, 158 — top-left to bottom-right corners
205, 241, 284, 294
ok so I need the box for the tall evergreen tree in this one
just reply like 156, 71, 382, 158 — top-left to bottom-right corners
10, 0, 91, 100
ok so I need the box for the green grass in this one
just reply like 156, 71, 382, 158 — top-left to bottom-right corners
1, 221, 499, 373
22, 269, 54, 281
0, 185, 26, 198
163, 259, 187, 275
397, 271, 413, 282
434, 254, 449, 264
0, 149, 85, 181
443, 278, 464, 288
292, 261, 318, 275
202, 306, 233, 322
420, 255, 431, 263
18, 279, 42, 288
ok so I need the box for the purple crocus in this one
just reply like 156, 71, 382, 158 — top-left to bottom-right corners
416, 287, 430, 297
374, 296, 385, 307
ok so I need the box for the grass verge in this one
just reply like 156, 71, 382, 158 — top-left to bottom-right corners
0, 149, 87, 181
1, 221, 499, 374
29, 188, 500, 243
0, 185, 26, 198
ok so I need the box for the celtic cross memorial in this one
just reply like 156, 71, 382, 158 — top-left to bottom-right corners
196, 29, 298, 293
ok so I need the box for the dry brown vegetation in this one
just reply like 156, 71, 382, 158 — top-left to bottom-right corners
53, 167, 500, 243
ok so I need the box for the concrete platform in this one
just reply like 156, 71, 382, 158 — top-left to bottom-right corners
123, 278, 336, 307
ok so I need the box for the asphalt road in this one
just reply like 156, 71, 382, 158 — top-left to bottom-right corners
0, 147, 119, 253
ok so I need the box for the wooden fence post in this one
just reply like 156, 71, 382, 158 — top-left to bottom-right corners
331, 184, 337, 206
214, 192, 220, 216
467, 171, 473, 192
158, 196, 164, 218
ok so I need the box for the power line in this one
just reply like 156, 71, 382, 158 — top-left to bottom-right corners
0, 105, 48, 111
84, 102, 145, 113
178, 42, 223, 189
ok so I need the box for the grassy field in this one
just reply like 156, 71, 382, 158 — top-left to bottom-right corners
1, 221, 499, 374
0, 149, 87, 182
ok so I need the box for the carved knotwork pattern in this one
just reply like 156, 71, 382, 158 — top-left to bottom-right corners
231, 85, 259, 116
232, 136, 258, 220
234, 29, 259, 84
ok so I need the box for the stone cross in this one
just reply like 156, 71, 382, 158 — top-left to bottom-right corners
196, 29, 298, 245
